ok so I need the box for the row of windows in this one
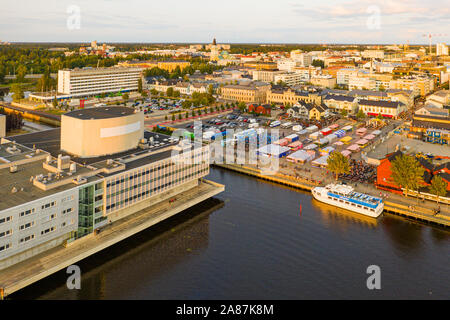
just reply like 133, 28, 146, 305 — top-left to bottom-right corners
42, 201, 56, 210
106, 168, 208, 211
106, 163, 175, 187
328, 196, 376, 212
0, 230, 12, 238
107, 164, 204, 198
0, 216, 12, 225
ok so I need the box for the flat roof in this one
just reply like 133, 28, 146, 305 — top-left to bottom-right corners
63, 107, 137, 120
0, 159, 101, 211
9, 129, 177, 165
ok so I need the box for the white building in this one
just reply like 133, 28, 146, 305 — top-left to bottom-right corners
337, 68, 359, 85
436, 43, 449, 56
58, 67, 143, 98
290, 50, 313, 67
274, 73, 305, 86
277, 59, 299, 72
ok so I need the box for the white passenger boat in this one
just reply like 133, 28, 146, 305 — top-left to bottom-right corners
312, 184, 384, 218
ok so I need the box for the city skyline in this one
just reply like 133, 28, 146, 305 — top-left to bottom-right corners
1, 0, 449, 44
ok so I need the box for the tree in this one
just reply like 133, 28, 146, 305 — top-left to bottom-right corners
122, 93, 129, 102
150, 89, 158, 96
138, 78, 143, 93
10, 84, 24, 102
16, 65, 27, 83
390, 154, 424, 197
52, 97, 58, 108
356, 109, 365, 120
166, 87, 174, 97
207, 84, 214, 95
312, 59, 325, 68
340, 108, 348, 117
429, 175, 447, 204
171, 114, 175, 121
327, 152, 350, 180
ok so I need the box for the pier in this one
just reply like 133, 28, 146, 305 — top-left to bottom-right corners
215, 163, 450, 229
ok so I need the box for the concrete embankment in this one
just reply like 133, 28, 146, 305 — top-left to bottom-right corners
0, 179, 224, 298
0, 103, 61, 127
215, 163, 450, 229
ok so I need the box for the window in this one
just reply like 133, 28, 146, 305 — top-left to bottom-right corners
0, 216, 12, 225
20, 209, 35, 217
0, 243, 11, 252
41, 226, 56, 235
20, 222, 34, 231
20, 234, 35, 243
0, 230, 12, 238
41, 201, 56, 210
62, 208, 73, 215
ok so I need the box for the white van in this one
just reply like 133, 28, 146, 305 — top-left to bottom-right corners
269, 120, 281, 128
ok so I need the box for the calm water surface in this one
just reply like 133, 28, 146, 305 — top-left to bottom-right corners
12, 168, 450, 299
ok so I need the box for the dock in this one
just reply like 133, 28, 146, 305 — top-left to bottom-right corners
0, 179, 224, 298
214, 163, 450, 229
214, 163, 319, 191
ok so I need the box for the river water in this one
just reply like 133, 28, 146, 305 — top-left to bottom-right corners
11, 168, 450, 299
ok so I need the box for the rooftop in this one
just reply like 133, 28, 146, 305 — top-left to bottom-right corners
64, 107, 137, 120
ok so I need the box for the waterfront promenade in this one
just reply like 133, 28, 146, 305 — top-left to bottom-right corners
215, 163, 450, 228
0, 179, 224, 298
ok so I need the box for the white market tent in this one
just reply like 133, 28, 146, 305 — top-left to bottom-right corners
287, 150, 314, 163
304, 143, 318, 150
256, 144, 291, 158
312, 154, 329, 167
372, 130, 382, 136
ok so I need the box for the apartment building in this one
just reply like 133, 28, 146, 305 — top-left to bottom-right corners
220, 84, 270, 104
252, 70, 284, 82
389, 76, 435, 97
436, 43, 449, 56
290, 50, 313, 67
310, 75, 337, 89
58, 67, 143, 98
273, 73, 305, 86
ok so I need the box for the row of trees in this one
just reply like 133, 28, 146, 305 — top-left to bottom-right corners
0, 107, 24, 132
144, 62, 223, 80
327, 152, 447, 203
165, 104, 230, 121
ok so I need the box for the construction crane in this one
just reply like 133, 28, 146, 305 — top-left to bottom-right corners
422, 33, 448, 54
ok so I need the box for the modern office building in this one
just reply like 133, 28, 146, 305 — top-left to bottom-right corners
57, 67, 143, 98
0, 107, 216, 271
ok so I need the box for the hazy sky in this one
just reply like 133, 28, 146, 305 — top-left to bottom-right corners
1, 0, 449, 44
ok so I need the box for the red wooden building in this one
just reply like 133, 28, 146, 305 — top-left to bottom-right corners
248, 104, 271, 115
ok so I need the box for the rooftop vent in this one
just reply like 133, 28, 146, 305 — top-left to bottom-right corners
10, 165, 18, 173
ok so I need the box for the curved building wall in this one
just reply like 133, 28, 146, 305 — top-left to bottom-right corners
61, 112, 144, 158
